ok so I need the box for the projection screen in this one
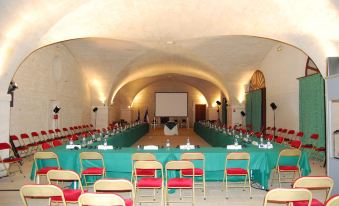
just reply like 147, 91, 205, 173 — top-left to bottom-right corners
155, 92, 188, 116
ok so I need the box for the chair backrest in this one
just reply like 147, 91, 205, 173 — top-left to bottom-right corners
263, 188, 312, 206
290, 140, 302, 149
226, 152, 250, 170
41, 142, 51, 150
181, 152, 205, 160
47, 170, 83, 191
20, 133, 30, 139
134, 160, 163, 178
80, 151, 104, 160
293, 176, 334, 201
227, 152, 250, 160
55, 128, 61, 133
94, 179, 134, 200
52, 140, 62, 147
288, 130, 295, 135
0, 142, 11, 150
34, 152, 60, 168
63, 128, 68, 131
78, 193, 125, 206
80, 152, 105, 170
166, 160, 194, 170
297, 131, 304, 137
275, 136, 284, 143
310, 133, 319, 140
20, 184, 66, 206
325, 194, 339, 206
40, 130, 47, 135
277, 149, 301, 168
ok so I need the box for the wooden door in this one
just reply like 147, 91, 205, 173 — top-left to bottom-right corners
195, 104, 206, 122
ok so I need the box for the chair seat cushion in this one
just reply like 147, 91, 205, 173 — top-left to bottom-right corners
278, 166, 299, 171
167, 178, 193, 188
137, 177, 162, 188
51, 189, 82, 202
226, 168, 248, 175
315, 147, 326, 152
124, 198, 133, 206
36, 166, 60, 175
2, 157, 22, 163
301, 144, 313, 149
82, 167, 104, 175
293, 198, 324, 206
182, 168, 204, 176
135, 168, 156, 176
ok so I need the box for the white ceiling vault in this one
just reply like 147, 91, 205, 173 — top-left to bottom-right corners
0, 0, 338, 104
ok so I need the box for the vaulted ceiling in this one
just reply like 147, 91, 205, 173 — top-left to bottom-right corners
1, 0, 338, 104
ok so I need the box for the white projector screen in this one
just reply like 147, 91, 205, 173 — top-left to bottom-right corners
155, 92, 188, 116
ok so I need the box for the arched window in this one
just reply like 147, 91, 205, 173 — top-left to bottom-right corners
305, 57, 320, 76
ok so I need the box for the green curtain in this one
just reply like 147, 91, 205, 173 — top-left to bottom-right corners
245, 93, 252, 127
299, 74, 325, 147
251, 90, 262, 132
245, 90, 262, 132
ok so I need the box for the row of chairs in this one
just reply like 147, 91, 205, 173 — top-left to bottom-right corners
19, 171, 339, 206
21, 171, 133, 206
234, 125, 326, 162
265, 176, 338, 206
9, 124, 95, 157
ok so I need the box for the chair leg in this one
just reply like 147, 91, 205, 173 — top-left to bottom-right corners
278, 170, 282, 188
248, 175, 252, 199
225, 175, 229, 199
203, 174, 206, 200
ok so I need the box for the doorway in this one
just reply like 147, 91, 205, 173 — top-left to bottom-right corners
195, 104, 206, 122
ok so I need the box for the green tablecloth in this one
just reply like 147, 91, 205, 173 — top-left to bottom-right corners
30, 122, 311, 190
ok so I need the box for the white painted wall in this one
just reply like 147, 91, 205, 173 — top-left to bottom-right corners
260, 44, 307, 130
10, 43, 91, 135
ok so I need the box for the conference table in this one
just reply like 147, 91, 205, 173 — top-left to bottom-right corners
30, 122, 311, 190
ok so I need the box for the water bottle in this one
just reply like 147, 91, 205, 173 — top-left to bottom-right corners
234, 138, 238, 145
69, 137, 74, 145
260, 136, 264, 144
82, 137, 86, 147
165, 139, 170, 149
186, 137, 191, 146
104, 138, 107, 147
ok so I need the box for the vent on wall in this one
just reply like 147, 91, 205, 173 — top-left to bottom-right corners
328, 57, 339, 77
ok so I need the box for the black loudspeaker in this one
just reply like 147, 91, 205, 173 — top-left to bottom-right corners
270, 102, 277, 110
216, 100, 221, 105
53, 106, 61, 113
241, 111, 246, 116
93, 107, 98, 112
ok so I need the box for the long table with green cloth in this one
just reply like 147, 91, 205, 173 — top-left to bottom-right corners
193, 122, 311, 188
30, 122, 311, 190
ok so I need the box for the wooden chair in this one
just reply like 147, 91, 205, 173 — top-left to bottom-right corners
293, 176, 334, 206
223, 152, 251, 199
80, 151, 106, 187
134, 160, 163, 205
263, 188, 312, 206
20, 184, 66, 206
181, 152, 206, 200
78, 193, 126, 206
131, 153, 156, 182
325, 194, 339, 206
33, 151, 61, 183
47, 169, 84, 205
94, 179, 135, 206
165, 160, 195, 205
271, 149, 301, 187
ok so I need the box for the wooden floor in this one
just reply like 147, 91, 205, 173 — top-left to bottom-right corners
132, 127, 210, 147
